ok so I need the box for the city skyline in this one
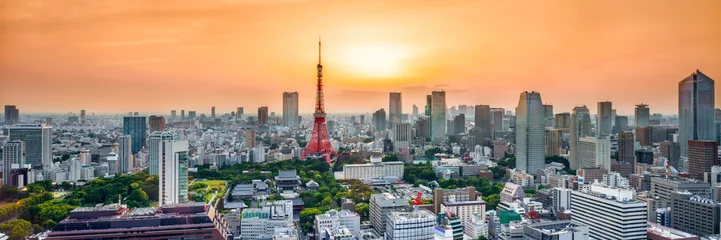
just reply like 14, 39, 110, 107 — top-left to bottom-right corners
1, 1, 721, 115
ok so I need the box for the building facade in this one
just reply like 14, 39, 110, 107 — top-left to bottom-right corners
687, 140, 718, 180
148, 131, 178, 175
158, 140, 189, 206
385, 209, 435, 240
283, 92, 299, 127
569, 106, 592, 170
515, 91, 545, 174
7, 124, 52, 169
2, 141, 25, 186
679, 70, 715, 157
370, 193, 410, 234
123, 116, 147, 154
389, 92, 402, 126
578, 136, 611, 170
597, 101, 613, 136
431, 91, 447, 142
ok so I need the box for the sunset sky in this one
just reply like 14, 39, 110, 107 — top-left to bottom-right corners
1, 0, 720, 115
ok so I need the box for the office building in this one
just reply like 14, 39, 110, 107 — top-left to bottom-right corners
210, 106, 216, 118
597, 101, 613, 136
552, 187, 572, 211
431, 91, 447, 142
236, 107, 244, 121
245, 128, 256, 149
342, 156, 404, 180
651, 177, 712, 202
148, 131, 178, 175
571, 186, 647, 239
392, 123, 412, 151
660, 141, 682, 171
545, 129, 562, 156
415, 117, 431, 139
4, 105, 19, 125
180, 110, 185, 119
618, 131, 635, 163
148, 115, 166, 133
157, 140, 189, 206
523, 221, 590, 240
670, 191, 720, 236
7, 124, 52, 169
47, 203, 226, 240
687, 140, 718, 180
475, 105, 491, 140
123, 116, 147, 154
612, 116, 629, 134
188, 111, 197, 119
79, 109, 86, 121
433, 187, 480, 214
239, 201, 294, 239
170, 110, 176, 119
370, 193, 410, 234
314, 209, 360, 240
440, 200, 486, 227
543, 104, 554, 127
636, 104, 651, 127
258, 106, 269, 126
283, 92, 299, 127
385, 209, 435, 240
578, 167, 607, 185
389, 92, 402, 125
679, 70, 716, 157
451, 114, 465, 136
569, 106, 592, 170
491, 108, 505, 132
578, 136, 611, 170
515, 91, 545, 174
493, 138, 507, 159
636, 126, 653, 146
2, 141, 25, 186
118, 135, 132, 173
373, 108, 387, 132
636, 148, 654, 165
555, 112, 571, 130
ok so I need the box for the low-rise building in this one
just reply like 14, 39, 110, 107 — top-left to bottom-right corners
385, 209, 436, 240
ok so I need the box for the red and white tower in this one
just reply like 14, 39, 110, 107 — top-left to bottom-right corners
301, 38, 337, 163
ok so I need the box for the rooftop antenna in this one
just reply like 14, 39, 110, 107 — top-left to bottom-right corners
318, 35, 322, 64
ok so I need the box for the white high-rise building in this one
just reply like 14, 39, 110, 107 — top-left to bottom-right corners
314, 209, 361, 240
571, 185, 647, 239
552, 188, 571, 211
118, 135, 132, 173
370, 193, 410, 235
7, 124, 52, 169
392, 123, 412, 151
240, 201, 294, 239
253, 146, 265, 163
282, 92, 299, 127
431, 91, 447, 143
342, 157, 403, 180
578, 136, 611, 171
79, 149, 91, 166
389, 92, 402, 125
158, 140, 189, 206
149, 131, 178, 175
515, 91, 545, 174
385, 209, 436, 240
2, 141, 25, 186
68, 159, 82, 182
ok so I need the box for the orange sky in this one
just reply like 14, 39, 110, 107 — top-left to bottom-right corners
1, 0, 720, 115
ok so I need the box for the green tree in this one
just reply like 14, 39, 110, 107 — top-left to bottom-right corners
300, 208, 322, 233
382, 154, 400, 162
126, 188, 149, 208
354, 203, 370, 217
482, 194, 500, 210
477, 236, 488, 240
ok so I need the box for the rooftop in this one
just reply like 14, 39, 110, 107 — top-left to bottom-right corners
387, 209, 435, 221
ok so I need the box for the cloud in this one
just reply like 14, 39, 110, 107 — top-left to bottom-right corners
98, 58, 168, 66
95, 38, 178, 47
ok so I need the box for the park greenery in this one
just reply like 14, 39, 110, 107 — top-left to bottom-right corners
64, 171, 158, 207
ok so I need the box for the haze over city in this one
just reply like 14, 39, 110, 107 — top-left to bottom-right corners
1, 0, 721, 114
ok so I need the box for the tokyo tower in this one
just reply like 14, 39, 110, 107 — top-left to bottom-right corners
300, 38, 337, 163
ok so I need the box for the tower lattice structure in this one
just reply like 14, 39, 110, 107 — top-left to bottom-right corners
300, 38, 337, 163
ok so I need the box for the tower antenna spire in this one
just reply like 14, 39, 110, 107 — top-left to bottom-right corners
318, 35, 321, 64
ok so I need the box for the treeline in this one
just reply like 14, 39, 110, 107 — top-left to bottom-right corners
64, 171, 158, 207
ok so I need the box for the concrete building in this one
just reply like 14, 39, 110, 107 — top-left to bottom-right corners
245, 128, 256, 149
4, 105, 19, 125
552, 187, 572, 211
118, 135, 132, 173
613, 116, 629, 134
670, 191, 720, 237
687, 140, 718, 180
475, 105, 492, 141
7, 124, 52, 169
211, 106, 216, 118
258, 106, 269, 126
148, 115, 166, 133
389, 92, 402, 126
515, 91, 545, 174
47, 203, 226, 240
545, 129, 562, 156
636, 104, 651, 127
369, 193, 410, 234
157, 140, 189, 206
679, 70, 715, 157
431, 91, 447, 143
440, 200, 486, 228
570, 106, 592, 170
373, 109, 387, 132
392, 123, 412, 151
240, 201, 294, 239
577, 167, 607, 184
122, 117, 146, 154
433, 187, 480, 214
660, 141, 682, 171
578, 136, 611, 170
464, 213, 489, 239
314, 209, 360, 240
651, 177, 712, 203
148, 131, 178, 175
283, 92, 300, 127
385, 209, 435, 240
636, 126, 653, 147
2, 141, 25, 186
571, 186, 647, 239
523, 221, 590, 240
493, 138, 507, 159
597, 101, 613, 136
415, 117, 431, 139
342, 156, 403, 181
555, 112, 571, 130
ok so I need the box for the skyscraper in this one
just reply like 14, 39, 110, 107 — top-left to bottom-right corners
679, 70, 716, 157
569, 106, 592, 170
612, 116, 629, 134
415, 116, 431, 139
635, 104, 650, 127
181, 110, 185, 119
373, 109, 387, 132
282, 92, 299, 127
392, 123, 412, 151
123, 116, 146, 154
118, 135, 132, 174
659, 141, 681, 171
491, 108, 505, 132
236, 107, 244, 122
618, 131, 635, 166
687, 140, 718, 180
245, 129, 256, 149
597, 101, 612, 136
474, 105, 491, 140
545, 129, 562, 157
148, 115, 166, 133
452, 114, 465, 136
554, 112, 571, 130
515, 91, 545, 174
8, 124, 52, 169
211, 106, 216, 118
170, 110, 176, 119
543, 104, 554, 128
157, 139, 189, 206
2, 141, 25, 186
431, 91, 447, 143
258, 107, 269, 126
149, 131, 178, 175
389, 92, 402, 125
4, 105, 19, 125
412, 104, 419, 122
80, 109, 86, 121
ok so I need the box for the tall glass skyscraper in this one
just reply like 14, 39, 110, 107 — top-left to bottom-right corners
431, 91, 447, 143
149, 131, 178, 175
282, 92, 299, 127
123, 116, 147, 154
389, 92, 402, 125
679, 70, 715, 157
570, 106, 592, 170
515, 91, 545, 174
7, 124, 52, 169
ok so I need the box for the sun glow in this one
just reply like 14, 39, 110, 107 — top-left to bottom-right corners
339, 44, 411, 79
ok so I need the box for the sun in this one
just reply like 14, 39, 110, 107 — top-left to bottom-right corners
339, 44, 411, 79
